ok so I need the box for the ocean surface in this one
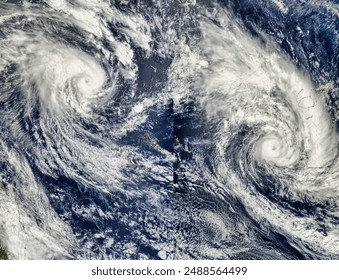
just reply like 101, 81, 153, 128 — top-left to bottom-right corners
0, 0, 338, 259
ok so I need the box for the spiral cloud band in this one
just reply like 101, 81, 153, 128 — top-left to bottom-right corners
0, 0, 338, 259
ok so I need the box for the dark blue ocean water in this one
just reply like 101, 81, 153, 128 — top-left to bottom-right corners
0, 0, 338, 259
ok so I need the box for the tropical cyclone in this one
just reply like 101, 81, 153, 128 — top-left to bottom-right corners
172, 0, 339, 259
0, 0, 172, 259
0, 0, 338, 260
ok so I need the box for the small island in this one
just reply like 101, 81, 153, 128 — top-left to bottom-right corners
0, 246, 8, 260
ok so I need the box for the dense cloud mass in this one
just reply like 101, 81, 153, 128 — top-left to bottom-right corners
0, 0, 338, 259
